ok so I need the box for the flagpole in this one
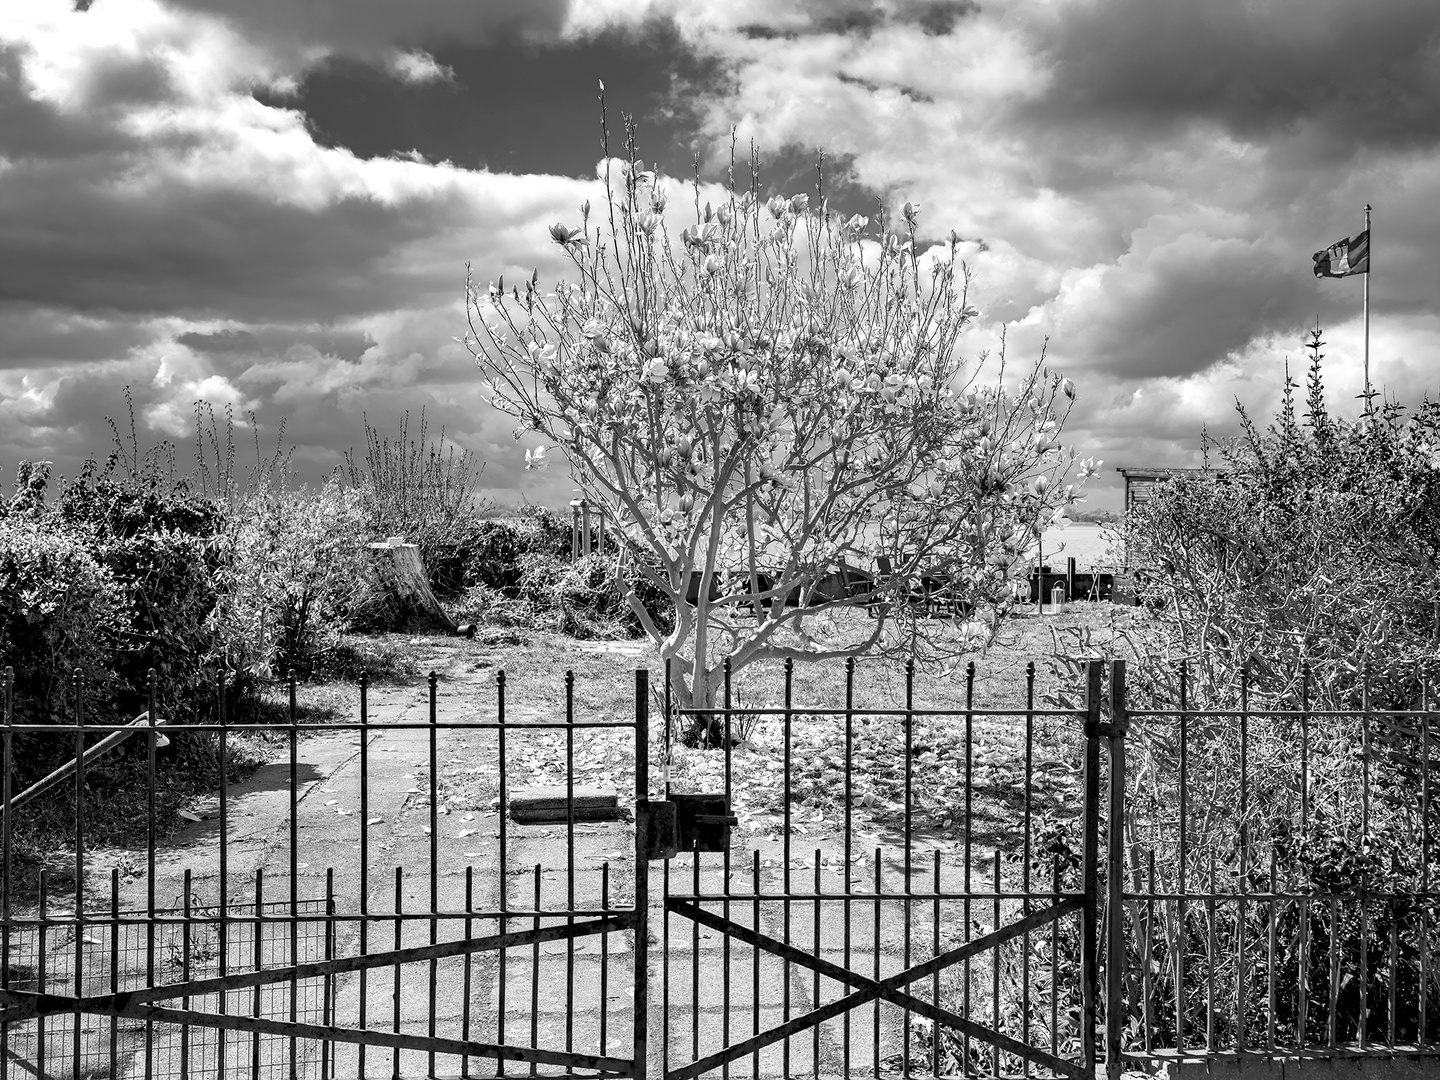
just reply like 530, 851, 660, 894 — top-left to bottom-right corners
1364, 203, 1372, 412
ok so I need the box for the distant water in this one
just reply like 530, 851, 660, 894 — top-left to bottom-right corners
1038, 523, 1123, 570
840, 521, 1124, 570
558, 512, 1123, 570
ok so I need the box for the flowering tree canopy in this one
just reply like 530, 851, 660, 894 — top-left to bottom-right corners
465, 128, 1090, 716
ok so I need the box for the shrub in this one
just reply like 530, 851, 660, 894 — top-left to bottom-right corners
1118, 330, 1440, 712
0, 517, 129, 785
210, 475, 382, 679
45, 463, 226, 724
0, 517, 129, 715
1043, 328, 1440, 1054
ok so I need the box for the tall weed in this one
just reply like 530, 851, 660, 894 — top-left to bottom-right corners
343, 409, 488, 593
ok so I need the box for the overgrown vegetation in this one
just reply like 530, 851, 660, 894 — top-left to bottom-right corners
0, 397, 660, 806
0, 400, 494, 875
343, 409, 489, 594
1045, 328, 1440, 1054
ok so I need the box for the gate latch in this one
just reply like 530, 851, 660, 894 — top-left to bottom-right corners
672, 793, 737, 853
636, 794, 738, 860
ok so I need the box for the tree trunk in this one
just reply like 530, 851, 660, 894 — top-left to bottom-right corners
368, 541, 457, 633
669, 656, 728, 749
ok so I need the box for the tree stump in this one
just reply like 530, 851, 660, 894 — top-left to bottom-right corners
367, 539, 457, 633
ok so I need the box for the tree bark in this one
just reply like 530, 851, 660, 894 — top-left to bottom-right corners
367, 541, 457, 633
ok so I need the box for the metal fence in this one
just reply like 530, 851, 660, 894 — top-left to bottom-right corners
658, 656, 1098, 1079
0, 666, 646, 1080
2, 655, 1438, 1079
2, 890, 331, 1080
1110, 659, 1440, 1072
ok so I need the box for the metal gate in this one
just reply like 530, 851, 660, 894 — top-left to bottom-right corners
0, 666, 649, 1080
652, 658, 1102, 1080
2, 657, 1113, 1080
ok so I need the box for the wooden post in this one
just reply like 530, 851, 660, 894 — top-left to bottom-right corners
570, 499, 583, 561
1067, 557, 1077, 602
1036, 537, 1044, 614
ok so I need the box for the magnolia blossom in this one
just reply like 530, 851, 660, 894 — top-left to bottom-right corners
466, 134, 1083, 711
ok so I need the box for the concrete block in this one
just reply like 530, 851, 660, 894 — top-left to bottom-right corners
508, 787, 619, 823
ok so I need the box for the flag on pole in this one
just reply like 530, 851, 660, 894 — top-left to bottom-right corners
1313, 229, 1369, 278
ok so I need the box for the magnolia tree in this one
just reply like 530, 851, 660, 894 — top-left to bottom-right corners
465, 134, 1090, 719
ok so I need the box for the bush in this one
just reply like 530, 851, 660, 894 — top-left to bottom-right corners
1119, 331, 1440, 712
210, 475, 383, 679
0, 517, 129, 719
464, 506, 574, 592
0, 456, 232, 730
1043, 335, 1440, 1055
0, 517, 130, 785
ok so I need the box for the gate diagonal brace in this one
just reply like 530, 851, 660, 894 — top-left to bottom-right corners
0, 914, 630, 1024
0, 996, 632, 1076
666, 896, 1086, 1080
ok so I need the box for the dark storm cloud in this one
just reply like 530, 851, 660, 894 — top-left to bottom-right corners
166, 0, 570, 66
740, 1, 979, 41
1072, 241, 1317, 378
277, 19, 724, 183
0, 162, 469, 322
174, 329, 261, 354
0, 307, 150, 368
1026, 0, 1440, 156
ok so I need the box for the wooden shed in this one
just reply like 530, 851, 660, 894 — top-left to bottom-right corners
1116, 466, 1225, 514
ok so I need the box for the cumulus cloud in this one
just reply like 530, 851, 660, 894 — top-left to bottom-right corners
0, 1, 596, 501
638, 0, 1440, 490
3, 0, 1438, 514
387, 49, 453, 85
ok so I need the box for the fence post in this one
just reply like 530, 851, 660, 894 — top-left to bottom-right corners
633, 669, 650, 1080
1107, 660, 1130, 1080
1080, 659, 1104, 1076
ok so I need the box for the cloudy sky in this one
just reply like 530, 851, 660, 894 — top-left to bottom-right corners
3, 0, 1437, 512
